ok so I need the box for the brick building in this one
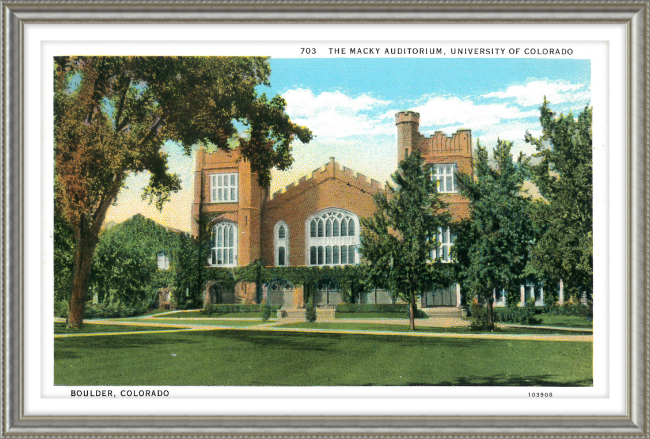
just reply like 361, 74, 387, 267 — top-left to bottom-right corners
193, 111, 474, 308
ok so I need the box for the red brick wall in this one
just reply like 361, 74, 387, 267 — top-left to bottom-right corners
261, 159, 383, 267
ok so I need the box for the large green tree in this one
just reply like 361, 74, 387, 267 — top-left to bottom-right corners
89, 214, 180, 308
54, 56, 312, 327
525, 100, 593, 299
359, 152, 452, 330
454, 140, 536, 327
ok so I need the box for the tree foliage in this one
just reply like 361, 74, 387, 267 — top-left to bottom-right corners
54, 56, 312, 327
359, 152, 452, 330
90, 214, 180, 308
453, 140, 536, 326
525, 100, 593, 298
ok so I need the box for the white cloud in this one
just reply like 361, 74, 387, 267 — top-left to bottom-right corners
389, 96, 538, 132
482, 80, 590, 107
282, 88, 394, 139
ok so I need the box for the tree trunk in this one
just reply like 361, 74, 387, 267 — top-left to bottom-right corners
66, 196, 115, 328
409, 291, 416, 331
67, 224, 98, 328
487, 296, 494, 329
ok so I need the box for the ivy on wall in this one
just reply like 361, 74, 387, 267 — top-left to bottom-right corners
201, 263, 378, 304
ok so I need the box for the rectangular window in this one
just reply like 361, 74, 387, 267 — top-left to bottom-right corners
433, 164, 458, 194
210, 173, 239, 203
325, 246, 332, 264
348, 246, 355, 264
279, 247, 285, 266
333, 246, 339, 264
318, 246, 324, 265
310, 246, 317, 265
341, 246, 347, 264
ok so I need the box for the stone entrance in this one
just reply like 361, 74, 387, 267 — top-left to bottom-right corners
313, 278, 342, 308
265, 279, 294, 308
204, 282, 235, 305
422, 285, 458, 307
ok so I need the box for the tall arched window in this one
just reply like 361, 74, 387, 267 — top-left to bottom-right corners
210, 222, 237, 267
274, 221, 289, 267
306, 209, 359, 266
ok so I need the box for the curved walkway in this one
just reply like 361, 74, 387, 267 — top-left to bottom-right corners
53, 317, 592, 342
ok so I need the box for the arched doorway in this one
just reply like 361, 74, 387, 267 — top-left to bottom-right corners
314, 277, 342, 308
205, 282, 235, 305
265, 279, 294, 308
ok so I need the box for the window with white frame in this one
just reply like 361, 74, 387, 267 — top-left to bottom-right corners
210, 222, 238, 267
306, 209, 359, 266
274, 221, 289, 267
157, 252, 170, 270
431, 227, 455, 262
433, 164, 457, 193
210, 173, 239, 203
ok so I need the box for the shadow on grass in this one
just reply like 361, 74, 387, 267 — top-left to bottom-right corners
412, 374, 593, 387
214, 329, 482, 351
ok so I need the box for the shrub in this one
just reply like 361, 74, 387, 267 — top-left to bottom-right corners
493, 306, 540, 325
54, 301, 68, 318
336, 304, 408, 313
469, 304, 489, 328
406, 307, 428, 319
306, 300, 317, 323
542, 303, 593, 318
525, 296, 536, 308
261, 303, 272, 321
83, 302, 148, 319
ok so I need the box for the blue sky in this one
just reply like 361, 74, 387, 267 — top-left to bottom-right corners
105, 58, 591, 232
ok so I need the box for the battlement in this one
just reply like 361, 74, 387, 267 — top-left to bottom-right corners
269, 158, 385, 205
419, 129, 472, 157
395, 111, 420, 125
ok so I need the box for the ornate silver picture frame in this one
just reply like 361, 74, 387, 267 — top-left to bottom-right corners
3, 1, 648, 436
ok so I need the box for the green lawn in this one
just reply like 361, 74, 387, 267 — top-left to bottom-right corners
535, 314, 593, 328
279, 322, 592, 335
54, 329, 593, 386
113, 318, 268, 327
158, 311, 275, 319
54, 322, 172, 334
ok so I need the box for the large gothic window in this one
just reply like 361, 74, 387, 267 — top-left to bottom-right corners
210, 222, 237, 267
274, 221, 289, 267
306, 209, 359, 266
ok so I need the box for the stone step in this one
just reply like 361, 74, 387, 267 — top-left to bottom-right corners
277, 309, 305, 320
316, 308, 336, 320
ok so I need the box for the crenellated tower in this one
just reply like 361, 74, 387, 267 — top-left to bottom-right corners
395, 110, 473, 221
395, 110, 422, 163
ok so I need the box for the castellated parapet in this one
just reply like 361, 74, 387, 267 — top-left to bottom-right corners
269, 157, 385, 206
394, 111, 473, 173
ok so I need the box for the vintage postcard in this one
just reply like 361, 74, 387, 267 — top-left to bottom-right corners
25, 23, 625, 419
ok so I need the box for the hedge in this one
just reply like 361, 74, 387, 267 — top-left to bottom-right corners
541, 303, 593, 318
201, 304, 280, 315
84, 302, 149, 319
469, 304, 540, 325
54, 301, 149, 319
336, 304, 409, 313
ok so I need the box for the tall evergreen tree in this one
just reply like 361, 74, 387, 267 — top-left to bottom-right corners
454, 140, 535, 326
525, 100, 593, 299
360, 152, 452, 330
